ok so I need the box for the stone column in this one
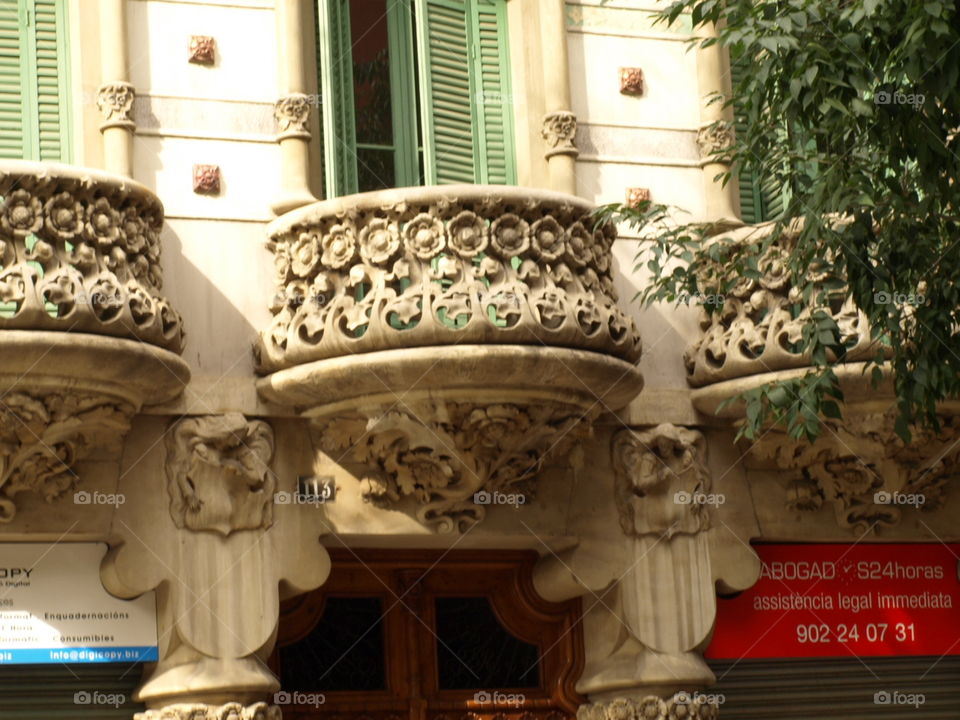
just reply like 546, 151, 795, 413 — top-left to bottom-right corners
272, 0, 319, 215
534, 424, 760, 719
695, 23, 740, 226
97, 0, 135, 177
101, 414, 330, 719
539, 0, 579, 195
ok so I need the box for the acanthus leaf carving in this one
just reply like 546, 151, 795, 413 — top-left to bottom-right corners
0, 391, 135, 522
541, 111, 579, 158
96, 82, 136, 131
314, 402, 592, 533
696, 120, 734, 162
165, 413, 275, 536
612, 424, 712, 538
274, 93, 312, 140
750, 410, 958, 533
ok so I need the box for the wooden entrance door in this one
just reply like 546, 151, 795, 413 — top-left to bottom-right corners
272, 549, 584, 720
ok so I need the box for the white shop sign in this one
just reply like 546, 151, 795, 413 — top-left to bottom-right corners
0, 543, 157, 664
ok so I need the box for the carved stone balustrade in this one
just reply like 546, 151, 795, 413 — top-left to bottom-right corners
256, 185, 644, 532
685, 221, 881, 388
0, 162, 189, 523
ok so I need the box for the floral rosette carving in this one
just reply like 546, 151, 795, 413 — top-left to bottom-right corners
321, 224, 356, 269
577, 692, 721, 720
447, 210, 488, 257
403, 213, 446, 259
0, 164, 184, 352
359, 218, 401, 265
257, 187, 641, 372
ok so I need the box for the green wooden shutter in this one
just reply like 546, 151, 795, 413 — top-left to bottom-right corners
416, 0, 477, 184
471, 0, 514, 184
32, 0, 70, 160
0, 0, 70, 162
730, 52, 786, 223
416, 0, 515, 185
0, 0, 26, 158
317, 0, 357, 196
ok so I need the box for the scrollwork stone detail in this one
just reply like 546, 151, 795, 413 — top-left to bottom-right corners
578, 692, 721, 720
751, 410, 959, 533
0, 166, 184, 351
314, 402, 592, 533
0, 391, 134, 523
96, 82, 136, 131
256, 188, 638, 372
134, 702, 281, 720
541, 111, 579, 158
274, 93, 312, 140
696, 121, 734, 162
685, 223, 880, 385
166, 414, 275, 536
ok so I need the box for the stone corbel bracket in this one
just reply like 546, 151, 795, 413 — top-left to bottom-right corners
533, 424, 760, 700
102, 414, 330, 711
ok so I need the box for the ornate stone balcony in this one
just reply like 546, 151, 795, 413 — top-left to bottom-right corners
0, 162, 189, 523
256, 185, 644, 531
684, 221, 960, 536
684, 222, 878, 389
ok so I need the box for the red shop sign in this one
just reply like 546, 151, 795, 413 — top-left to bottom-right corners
706, 543, 960, 659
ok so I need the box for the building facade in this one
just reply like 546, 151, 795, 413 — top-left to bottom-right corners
0, 1, 958, 718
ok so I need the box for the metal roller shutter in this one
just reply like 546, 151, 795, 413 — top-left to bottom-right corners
0, 663, 144, 719
708, 656, 960, 719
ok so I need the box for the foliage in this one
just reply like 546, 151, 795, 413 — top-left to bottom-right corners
598, 0, 960, 442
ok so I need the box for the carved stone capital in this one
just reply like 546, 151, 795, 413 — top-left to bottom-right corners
0, 391, 134, 522
578, 692, 721, 720
315, 401, 593, 533
696, 121, 734, 162
612, 424, 712, 538
751, 410, 958, 533
542, 111, 579, 158
274, 93, 312, 140
135, 702, 281, 720
166, 414, 275, 536
96, 82, 136, 131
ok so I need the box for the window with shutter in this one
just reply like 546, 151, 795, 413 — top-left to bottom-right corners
729, 51, 787, 224
0, 0, 70, 162
314, 0, 515, 197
